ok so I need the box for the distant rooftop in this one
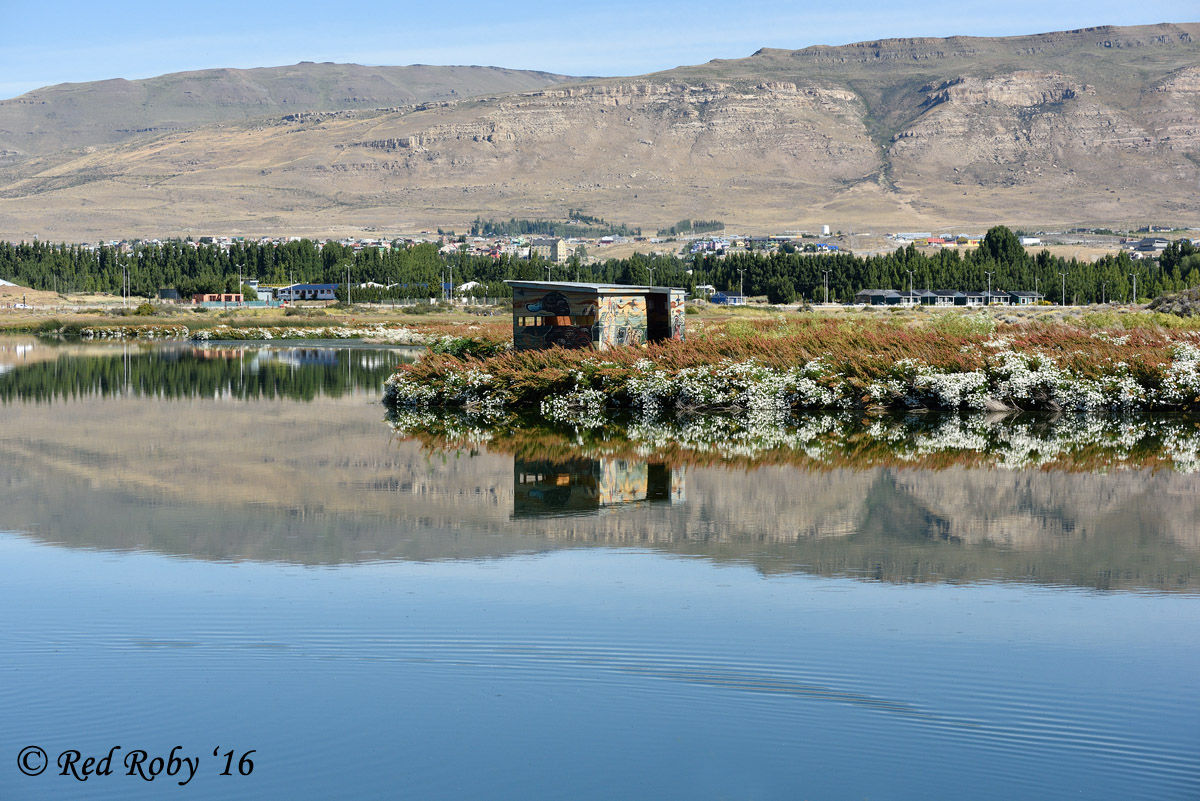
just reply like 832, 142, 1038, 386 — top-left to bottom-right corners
506, 280, 684, 293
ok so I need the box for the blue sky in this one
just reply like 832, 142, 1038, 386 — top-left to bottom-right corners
1, 0, 1195, 98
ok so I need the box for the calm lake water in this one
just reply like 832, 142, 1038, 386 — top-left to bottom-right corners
1, 337, 1198, 800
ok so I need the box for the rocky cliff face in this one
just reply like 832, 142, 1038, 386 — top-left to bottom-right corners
0, 23, 1197, 239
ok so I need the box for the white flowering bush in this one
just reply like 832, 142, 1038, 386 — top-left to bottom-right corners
1161, 342, 1200, 406
541, 375, 608, 428
987, 351, 1067, 408
385, 333, 1200, 416
383, 371, 440, 407
192, 324, 428, 343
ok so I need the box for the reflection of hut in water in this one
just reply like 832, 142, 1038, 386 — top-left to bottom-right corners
513, 457, 685, 518
506, 281, 686, 351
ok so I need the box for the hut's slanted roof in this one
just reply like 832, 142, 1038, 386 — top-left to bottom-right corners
506, 280, 684, 295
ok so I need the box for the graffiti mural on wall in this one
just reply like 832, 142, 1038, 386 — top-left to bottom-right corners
512, 288, 648, 351
668, 292, 686, 341
596, 296, 647, 348
513, 289, 596, 350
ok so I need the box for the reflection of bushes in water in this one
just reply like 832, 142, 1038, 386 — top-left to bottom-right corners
385, 408, 1200, 474
0, 349, 402, 403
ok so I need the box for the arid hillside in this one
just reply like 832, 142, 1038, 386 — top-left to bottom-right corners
0, 62, 577, 158
0, 23, 1196, 240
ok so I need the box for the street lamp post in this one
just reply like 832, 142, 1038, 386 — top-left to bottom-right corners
738, 267, 746, 299
984, 271, 994, 303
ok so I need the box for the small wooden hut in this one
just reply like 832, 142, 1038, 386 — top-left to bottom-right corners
505, 281, 685, 351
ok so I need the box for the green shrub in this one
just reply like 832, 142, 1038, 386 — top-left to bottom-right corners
60, 322, 86, 341
402, 303, 438, 315
134, 303, 156, 316
428, 336, 510, 358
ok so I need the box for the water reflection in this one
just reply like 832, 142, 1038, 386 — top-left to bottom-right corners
0, 339, 1197, 593
388, 407, 1200, 474
514, 458, 685, 518
0, 338, 418, 402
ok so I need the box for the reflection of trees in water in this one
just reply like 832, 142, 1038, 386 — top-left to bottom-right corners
0, 346, 404, 402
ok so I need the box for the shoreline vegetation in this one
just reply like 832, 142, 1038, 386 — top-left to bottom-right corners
384, 314, 1200, 415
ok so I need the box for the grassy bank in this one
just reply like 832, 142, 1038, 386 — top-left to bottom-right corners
385, 313, 1200, 414
14, 304, 509, 343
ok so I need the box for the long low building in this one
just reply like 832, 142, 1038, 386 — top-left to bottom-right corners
275, 283, 338, 302
854, 289, 1044, 306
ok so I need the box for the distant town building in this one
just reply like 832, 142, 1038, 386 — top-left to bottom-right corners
854, 289, 1044, 306
529, 238, 570, 263
275, 283, 338, 302
1133, 237, 1170, 252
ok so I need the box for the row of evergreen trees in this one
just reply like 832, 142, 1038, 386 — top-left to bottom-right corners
2, 228, 1197, 305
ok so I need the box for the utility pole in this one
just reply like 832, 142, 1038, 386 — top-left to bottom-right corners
347, 262, 352, 307
1060, 270, 1068, 306
738, 266, 746, 299
984, 270, 994, 306
907, 269, 915, 306
1102, 282, 1107, 305
1130, 272, 1137, 305
822, 269, 830, 305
